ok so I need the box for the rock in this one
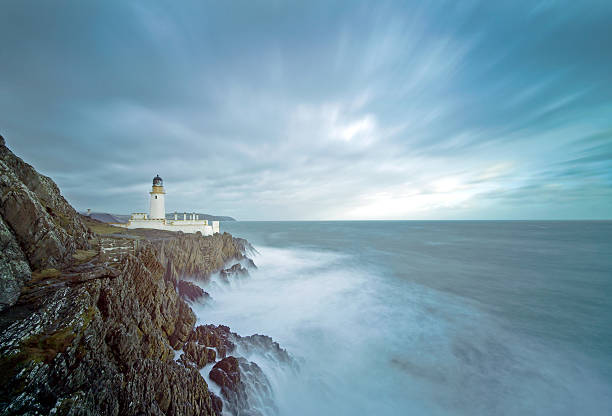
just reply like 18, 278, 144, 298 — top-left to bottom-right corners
183, 341, 216, 368
0, 215, 31, 311
155, 232, 255, 282
238, 333, 294, 366
0, 242, 212, 415
219, 263, 249, 283
210, 392, 223, 415
0, 136, 91, 271
210, 356, 242, 392
189, 324, 236, 359
178, 279, 211, 303
209, 356, 276, 416
245, 258, 258, 269
169, 298, 196, 349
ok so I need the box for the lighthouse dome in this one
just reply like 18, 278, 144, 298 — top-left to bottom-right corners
153, 175, 163, 186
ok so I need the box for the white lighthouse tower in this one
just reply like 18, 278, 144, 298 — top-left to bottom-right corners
149, 174, 166, 219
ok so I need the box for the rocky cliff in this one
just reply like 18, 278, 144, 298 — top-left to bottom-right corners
0, 136, 90, 272
0, 136, 288, 415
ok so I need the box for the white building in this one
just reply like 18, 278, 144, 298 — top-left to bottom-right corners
117, 175, 219, 235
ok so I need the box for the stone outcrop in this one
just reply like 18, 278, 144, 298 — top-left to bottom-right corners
0, 135, 91, 311
0, 216, 30, 312
0, 135, 90, 271
178, 280, 210, 303
191, 325, 235, 359
219, 263, 249, 283
209, 357, 276, 416
182, 341, 217, 368
156, 233, 251, 282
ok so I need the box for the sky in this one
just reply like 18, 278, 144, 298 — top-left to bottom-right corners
1, 0, 611, 220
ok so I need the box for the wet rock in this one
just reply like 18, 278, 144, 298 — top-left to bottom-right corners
210, 356, 276, 416
155, 232, 253, 282
244, 258, 258, 269
183, 341, 217, 368
238, 334, 294, 366
219, 263, 249, 283
189, 324, 236, 359
210, 392, 223, 415
210, 356, 241, 392
178, 279, 211, 303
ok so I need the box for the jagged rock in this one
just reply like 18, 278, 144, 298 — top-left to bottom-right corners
244, 258, 258, 269
178, 279, 211, 303
238, 333, 294, 365
0, 135, 90, 271
0, 215, 30, 311
210, 356, 242, 393
169, 299, 196, 349
155, 232, 255, 282
62, 263, 120, 284
189, 324, 236, 359
210, 392, 223, 415
183, 341, 217, 368
220, 263, 249, 283
210, 356, 276, 416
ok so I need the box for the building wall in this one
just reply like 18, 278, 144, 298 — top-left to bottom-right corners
126, 218, 214, 235
149, 192, 165, 219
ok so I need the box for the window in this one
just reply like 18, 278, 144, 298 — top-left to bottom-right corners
155, 195, 158, 199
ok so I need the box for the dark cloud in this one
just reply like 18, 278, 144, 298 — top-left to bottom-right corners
1, 0, 611, 219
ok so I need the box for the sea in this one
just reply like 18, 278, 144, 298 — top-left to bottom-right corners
189, 221, 612, 416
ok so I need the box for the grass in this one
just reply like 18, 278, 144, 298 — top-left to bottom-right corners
0, 306, 97, 387
30, 268, 61, 283
81, 215, 130, 236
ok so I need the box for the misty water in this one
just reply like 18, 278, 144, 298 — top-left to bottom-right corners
191, 221, 612, 415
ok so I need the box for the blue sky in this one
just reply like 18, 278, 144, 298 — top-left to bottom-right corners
1, 0, 611, 219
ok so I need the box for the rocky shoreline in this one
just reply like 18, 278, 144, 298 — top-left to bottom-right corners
0, 135, 290, 416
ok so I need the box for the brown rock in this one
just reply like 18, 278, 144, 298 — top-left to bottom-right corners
183, 341, 217, 368
178, 279, 210, 303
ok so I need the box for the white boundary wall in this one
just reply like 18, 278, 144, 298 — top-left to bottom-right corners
120, 217, 220, 236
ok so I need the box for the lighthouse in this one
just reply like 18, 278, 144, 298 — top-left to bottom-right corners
121, 174, 219, 235
149, 174, 166, 219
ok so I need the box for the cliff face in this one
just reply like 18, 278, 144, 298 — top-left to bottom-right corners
0, 216, 30, 311
0, 137, 282, 415
0, 135, 91, 311
156, 232, 253, 285
0, 240, 227, 415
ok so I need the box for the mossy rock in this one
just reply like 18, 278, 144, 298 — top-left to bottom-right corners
31, 268, 61, 282
0, 326, 77, 387
22, 326, 77, 364
72, 249, 97, 263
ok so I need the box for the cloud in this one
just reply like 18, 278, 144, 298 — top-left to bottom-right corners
1, 0, 611, 219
